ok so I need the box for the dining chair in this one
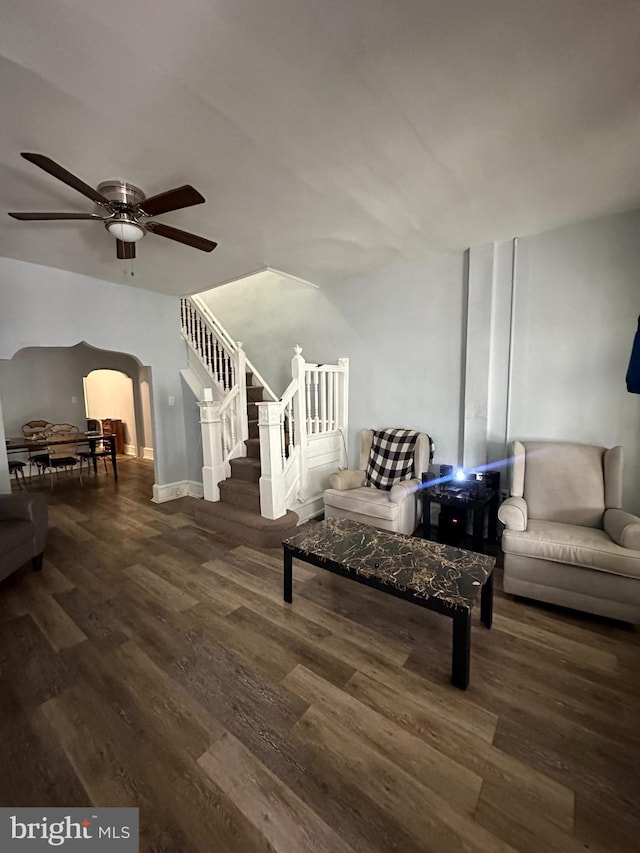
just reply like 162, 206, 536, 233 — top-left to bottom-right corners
48, 423, 79, 434
21, 420, 54, 479
79, 436, 113, 476
43, 434, 83, 491
22, 419, 53, 437
8, 459, 27, 489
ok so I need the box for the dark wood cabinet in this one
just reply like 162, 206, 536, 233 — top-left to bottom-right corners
101, 418, 125, 455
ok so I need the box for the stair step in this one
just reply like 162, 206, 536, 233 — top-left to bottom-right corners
245, 371, 253, 386
230, 456, 261, 483
247, 401, 260, 420
244, 438, 260, 459
247, 385, 265, 403
248, 419, 259, 439
219, 478, 261, 512
195, 501, 299, 549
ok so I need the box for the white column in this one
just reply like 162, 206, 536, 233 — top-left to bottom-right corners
462, 245, 494, 470
337, 357, 349, 465
291, 345, 307, 501
486, 239, 517, 482
198, 392, 225, 502
257, 400, 287, 520
0, 393, 11, 494
234, 342, 249, 446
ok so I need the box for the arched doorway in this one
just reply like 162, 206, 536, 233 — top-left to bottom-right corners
83, 369, 138, 456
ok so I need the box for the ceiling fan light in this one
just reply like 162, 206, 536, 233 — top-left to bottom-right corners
106, 218, 145, 243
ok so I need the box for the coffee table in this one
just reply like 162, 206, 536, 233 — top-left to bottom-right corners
282, 517, 495, 689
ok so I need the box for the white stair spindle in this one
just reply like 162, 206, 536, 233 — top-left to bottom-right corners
314, 370, 320, 434
214, 339, 220, 384
280, 411, 287, 468
229, 398, 236, 447
328, 370, 334, 431
205, 328, 212, 371
305, 371, 312, 434
320, 370, 327, 432
287, 400, 294, 456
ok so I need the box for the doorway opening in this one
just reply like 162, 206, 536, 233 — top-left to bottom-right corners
83, 369, 138, 456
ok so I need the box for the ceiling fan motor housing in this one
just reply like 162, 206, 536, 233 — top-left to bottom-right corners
97, 180, 146, 209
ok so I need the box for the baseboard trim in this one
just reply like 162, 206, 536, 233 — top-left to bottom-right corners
142, 447, 155, 461
124, 444, 137, 456
151, 480, 203, 503
187, 480, 204, 499
152, 481, 188, 503
293, 494, 325, 524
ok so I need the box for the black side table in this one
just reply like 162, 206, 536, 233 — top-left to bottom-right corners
421, 473, 499, 553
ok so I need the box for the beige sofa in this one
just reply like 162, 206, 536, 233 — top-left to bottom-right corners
0, 492, 48, 581
498, 441, 640, 623
323, 429, 432, 535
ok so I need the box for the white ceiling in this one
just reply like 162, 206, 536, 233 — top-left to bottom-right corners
1, 0, 639, 296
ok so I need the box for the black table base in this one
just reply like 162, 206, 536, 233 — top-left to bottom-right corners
283, 544, 493, 690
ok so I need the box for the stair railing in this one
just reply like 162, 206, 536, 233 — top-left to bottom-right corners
187, 295, 278, 402
197, 382, 246, 501
181, 297, 250, 501
258, 346, 349, 519
180, 296, 237, 393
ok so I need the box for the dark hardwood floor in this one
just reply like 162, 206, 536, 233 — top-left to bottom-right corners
1, 458, 639, 852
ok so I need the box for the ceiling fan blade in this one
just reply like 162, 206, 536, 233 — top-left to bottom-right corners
139, 185, 205, 217
8, 212, 104, 221
116, 239, 136, 260
146, 221, 217, 252
20, 153, 110, 205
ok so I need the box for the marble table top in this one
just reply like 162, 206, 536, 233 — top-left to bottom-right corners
284, 517, 495, 611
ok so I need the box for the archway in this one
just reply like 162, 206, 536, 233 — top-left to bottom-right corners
83, 369, 138, 456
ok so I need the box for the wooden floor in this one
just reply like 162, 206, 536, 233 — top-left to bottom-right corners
1, 458, 639, 852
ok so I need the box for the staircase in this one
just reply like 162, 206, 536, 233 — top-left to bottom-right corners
194, 370, 299, 547
181, 295, 349, 534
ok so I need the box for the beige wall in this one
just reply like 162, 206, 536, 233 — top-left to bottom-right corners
84, 369, 138, 452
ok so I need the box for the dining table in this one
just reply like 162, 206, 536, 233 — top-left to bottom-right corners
5, 432, 118, 481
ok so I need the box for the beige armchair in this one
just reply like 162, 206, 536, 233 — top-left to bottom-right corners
323, 428, 433, 535
498, 441, 640, 623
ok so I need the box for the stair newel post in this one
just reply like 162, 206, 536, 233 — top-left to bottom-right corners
258, 401, 287, 520
337, 357, 349, 466
198, 389, 225, 502
234, 342, 249, 447
292, 345, 308, 501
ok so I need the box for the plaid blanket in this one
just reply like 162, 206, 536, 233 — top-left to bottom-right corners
365, 428, 420, 491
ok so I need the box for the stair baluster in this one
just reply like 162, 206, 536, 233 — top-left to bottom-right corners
305, 371, 312, 436
329, 371, 334, 430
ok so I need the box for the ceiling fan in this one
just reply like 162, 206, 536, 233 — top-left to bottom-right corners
8, 153, 217, 259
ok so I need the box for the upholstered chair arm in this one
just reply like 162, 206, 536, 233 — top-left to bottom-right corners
0, 493, 41, 522
389, 479, 421, 503
0, 493, 48, 554
328, 469, 366, 491
604, 508, 640, 550
498, 496, 528, 531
